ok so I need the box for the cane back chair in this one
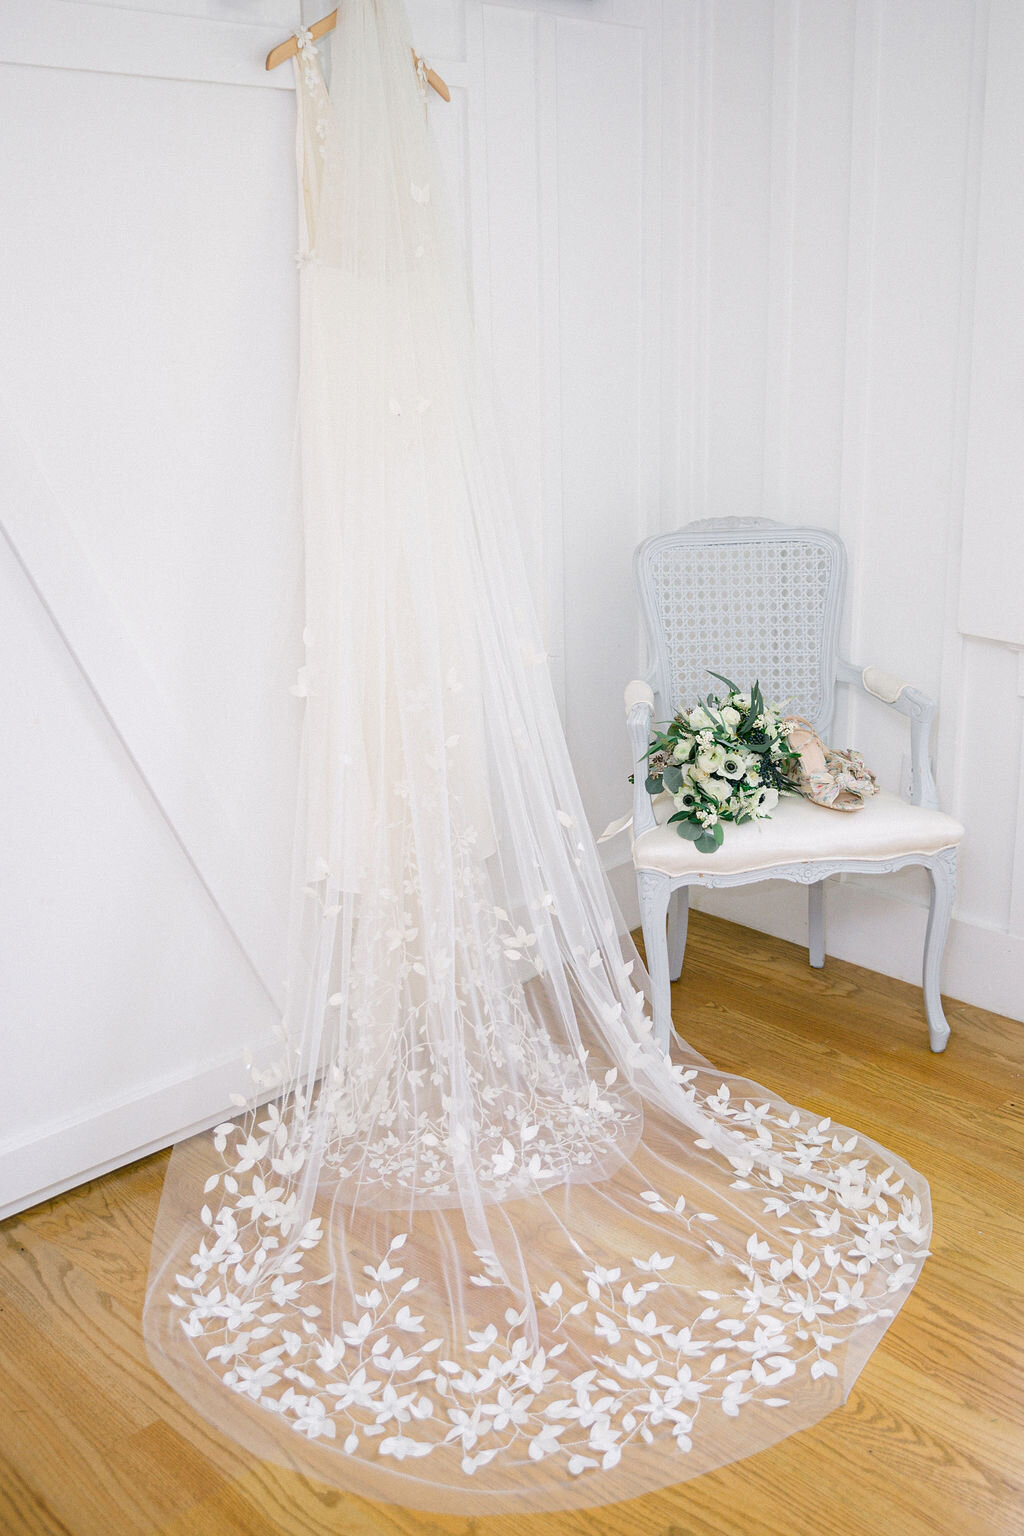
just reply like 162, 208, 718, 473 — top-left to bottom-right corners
622, 518, 963, 1053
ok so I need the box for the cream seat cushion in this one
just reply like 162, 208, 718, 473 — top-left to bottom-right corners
632, 788, 964, 879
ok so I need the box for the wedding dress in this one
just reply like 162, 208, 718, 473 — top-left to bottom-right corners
144, 0, 931, 1512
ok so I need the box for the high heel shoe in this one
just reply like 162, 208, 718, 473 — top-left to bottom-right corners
784, 717, 878, 811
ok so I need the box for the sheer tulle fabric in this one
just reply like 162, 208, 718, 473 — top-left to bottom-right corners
144, 1, 931, 1512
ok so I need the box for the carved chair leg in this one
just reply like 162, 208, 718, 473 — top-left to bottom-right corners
637, 870, 673, 1052
668, 886, 690, 981
808, 880, 825, 970
923, 847, 957, 1053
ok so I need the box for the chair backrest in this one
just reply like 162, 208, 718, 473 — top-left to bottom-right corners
634, 517, 846, 734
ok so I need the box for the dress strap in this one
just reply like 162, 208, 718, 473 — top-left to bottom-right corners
292, 28, 329, 258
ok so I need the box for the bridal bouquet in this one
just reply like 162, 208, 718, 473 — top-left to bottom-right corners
643, 674, 799, 854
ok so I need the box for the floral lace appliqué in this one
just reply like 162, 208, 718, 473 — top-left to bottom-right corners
171, 1081, 929, 1478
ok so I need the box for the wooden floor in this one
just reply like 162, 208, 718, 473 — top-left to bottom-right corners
2, 911, 1023, 1536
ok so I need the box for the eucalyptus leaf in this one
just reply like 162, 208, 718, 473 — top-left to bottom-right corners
671, 820, 704, 841
663, 764, 684, 794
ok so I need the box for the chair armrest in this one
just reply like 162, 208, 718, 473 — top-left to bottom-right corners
836, 659, 939, 808
624, 679, 658, 838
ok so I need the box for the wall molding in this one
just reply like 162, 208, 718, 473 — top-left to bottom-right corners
0, 1044, 269, 1222
935, 0, 989, 831
1009, 647, 1024, 938
836, 0, 882, 682
761, 0, 799, 516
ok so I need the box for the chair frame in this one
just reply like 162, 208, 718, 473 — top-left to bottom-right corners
626, 518, 958, 1054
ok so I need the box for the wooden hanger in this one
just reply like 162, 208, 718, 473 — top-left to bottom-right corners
266, 10, 451, 101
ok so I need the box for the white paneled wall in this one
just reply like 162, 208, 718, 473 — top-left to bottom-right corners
1, 0, 1020, 1217
660, 0, 1024, 1028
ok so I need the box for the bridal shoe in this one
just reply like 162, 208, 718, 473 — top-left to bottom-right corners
785, 716, 878, 811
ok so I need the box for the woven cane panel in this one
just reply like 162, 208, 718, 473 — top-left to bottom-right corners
648, 537, 836, 722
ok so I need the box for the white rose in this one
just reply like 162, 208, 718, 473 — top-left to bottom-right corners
688, 707, 712, 730
697, 744, 726, 774
672, 740, 691, 762
721, 705, 741, 730
706, 776, 734, 805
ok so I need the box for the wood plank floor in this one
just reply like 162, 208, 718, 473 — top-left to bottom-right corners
2, 911, 1023, 1536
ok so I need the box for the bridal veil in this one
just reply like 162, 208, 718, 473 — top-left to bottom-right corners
144, 0, 931, 1511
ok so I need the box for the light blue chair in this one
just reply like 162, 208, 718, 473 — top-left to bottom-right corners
623, 518, 964, 1053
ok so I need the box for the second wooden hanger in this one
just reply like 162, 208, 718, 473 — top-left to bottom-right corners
266, 9, 451, 102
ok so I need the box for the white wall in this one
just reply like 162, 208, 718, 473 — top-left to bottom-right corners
0, 0, 664, 1216
0, 0, 303, 1217
1, 0, 1020, 1219
647, 0, 1024, 1028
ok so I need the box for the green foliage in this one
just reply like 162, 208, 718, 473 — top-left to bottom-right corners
639, 674, 799, 855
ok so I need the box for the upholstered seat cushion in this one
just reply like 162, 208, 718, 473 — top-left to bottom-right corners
632, 788, 963, 879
